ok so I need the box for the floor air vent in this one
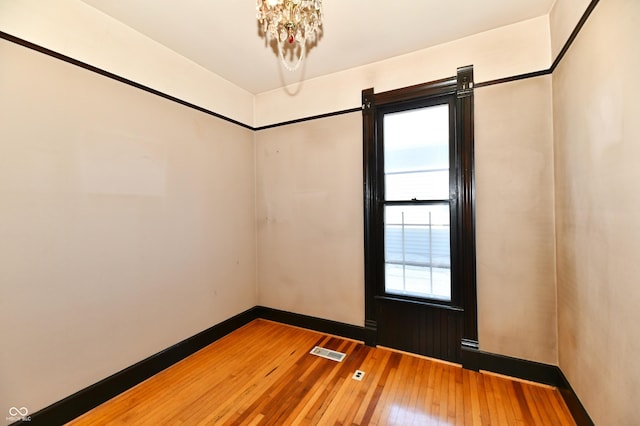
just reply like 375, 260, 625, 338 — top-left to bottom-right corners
309, 346, 346, 362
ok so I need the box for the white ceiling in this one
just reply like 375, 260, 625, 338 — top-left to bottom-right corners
79, 0, 555, 94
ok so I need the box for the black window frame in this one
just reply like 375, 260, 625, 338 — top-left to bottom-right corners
376, 95, 458, 305
362, 66, 478, 347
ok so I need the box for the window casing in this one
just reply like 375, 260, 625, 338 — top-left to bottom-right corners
362, 66, 478, 348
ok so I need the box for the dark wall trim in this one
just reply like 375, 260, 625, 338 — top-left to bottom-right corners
462, 347, 594, 426
557, 368, 595, 426
462, 347, 559, 385
0, 31, 254, 131
4, 3, 601, 421
550, 0, 600, 73
13, 307, 363, 426
13, 307, 260, 426
14, 308, 591, 426
476, 0, 600, 89
254, 306, 366, 341
254, 107, 362, 131
474, 69, 551, 88
1, 0, 599, 129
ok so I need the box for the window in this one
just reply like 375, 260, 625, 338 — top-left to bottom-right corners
362, 66, 478, 350
383, 104, 452, 300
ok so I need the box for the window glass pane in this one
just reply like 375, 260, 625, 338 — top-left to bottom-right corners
384, 204, 451, 300
384, 105, 449, 201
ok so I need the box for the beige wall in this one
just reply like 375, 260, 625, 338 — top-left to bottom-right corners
255, 16, 551, 127
255, 113, 364, 326
0, 1, 552, 129
553, 0, 640, 424
475, 76, 557, 365
0, 3, 562, 417
0, 39, 256, 418
254, 77, 560, 366
5, 0, 637, 422
549, 0, 593, 59
253, 10, 559, 349
0, 0, 254, 126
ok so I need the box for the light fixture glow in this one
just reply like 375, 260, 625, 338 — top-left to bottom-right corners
256, 0, 323, 71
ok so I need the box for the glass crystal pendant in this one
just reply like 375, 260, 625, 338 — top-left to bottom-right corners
256, 0, 323, 71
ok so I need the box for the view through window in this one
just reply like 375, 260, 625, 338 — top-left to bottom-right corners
383, 104, 451, 300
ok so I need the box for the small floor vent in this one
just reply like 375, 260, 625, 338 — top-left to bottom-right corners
309, 346, 346, 362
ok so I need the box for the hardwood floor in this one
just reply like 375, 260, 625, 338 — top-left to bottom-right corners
68, 319, 575, 425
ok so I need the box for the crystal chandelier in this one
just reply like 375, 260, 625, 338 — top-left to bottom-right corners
256, 0, 323, 71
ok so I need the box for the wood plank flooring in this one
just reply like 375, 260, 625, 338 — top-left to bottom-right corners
68, 319, 575, 425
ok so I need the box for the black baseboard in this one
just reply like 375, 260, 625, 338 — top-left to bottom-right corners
14, 307, 259, 426
557, 368, 595, 426
16, 308, 592, 426
462, 346, 560, 385
254, 306, 367, 342
462, 346, 594, 426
